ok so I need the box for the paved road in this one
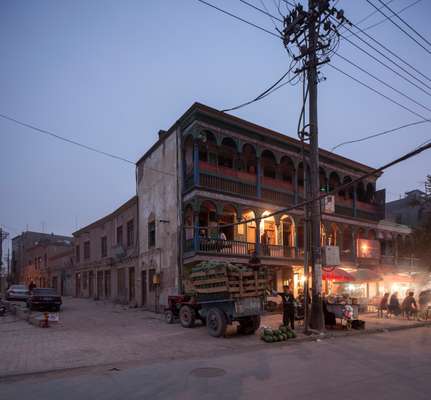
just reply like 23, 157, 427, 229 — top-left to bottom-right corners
1, 327, 430, 400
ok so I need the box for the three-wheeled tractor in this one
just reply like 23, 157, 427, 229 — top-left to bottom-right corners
165, 261, 267, 337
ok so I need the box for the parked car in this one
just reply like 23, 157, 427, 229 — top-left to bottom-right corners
5, 284, 29, 301
27, 288, 62, 311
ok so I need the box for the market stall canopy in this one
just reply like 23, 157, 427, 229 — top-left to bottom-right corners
350, 269, 382, 282
322, 268, 355, 282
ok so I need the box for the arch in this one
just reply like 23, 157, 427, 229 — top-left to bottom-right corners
260, 210, 277, 251
328, 171, 341, 192
357, 181, 366, 202
280, 214, 295, 247
198, 130, 217, 164
366, 182, 375, 204
242, 143, 257, 174
297, 161, 310, 189
219, 137, 237, 169
327, 223, 341, 246
219, 203, 237, 241
339, 176, 353, 199
357, 228, 366, 239
184, 205, 194, 240
319, 167, 328, 192
279, 156, 295, 184
183, 135, 194, 175
261, 149, 277, 179
198, 200, 218, 238
342, 225, 353, 254
240, 209, 257, 245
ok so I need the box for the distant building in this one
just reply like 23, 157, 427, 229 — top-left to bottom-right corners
11, 231, 72, 285
386, 190, 431, 228
72, 196, 138, 305
49, 248, 74, 296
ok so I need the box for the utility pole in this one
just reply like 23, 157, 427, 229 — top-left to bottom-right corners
283, 0, 349, 331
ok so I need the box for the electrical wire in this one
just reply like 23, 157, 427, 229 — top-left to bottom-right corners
195, 0, 283, 39
359, 0, 422, 35
328, 63, 429, 121
239, 0, 282, 23
345, 13, 431, 84
331, 119, 431, 151
221, 64, 296, 112
376, 0, 431, 47
334, 53, 431, 114
365, 0, 431, 55
352, 0, 395, 27
339, 30, 431, 97
0, 113, 176, 176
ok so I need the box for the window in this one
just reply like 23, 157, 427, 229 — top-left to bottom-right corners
84, 241, 90, 260
149, 269, 156, 292
101, 236, 107, 258
127, 220, 134, 247
148, 221, 156, 248
76, 245, 80, 262
117, 226, 123, 246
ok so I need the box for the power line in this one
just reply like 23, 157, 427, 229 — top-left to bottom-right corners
365, 0, 431, 55
376, 0, 431, 47
0, 113, 175, 176
331, 119, 431, 151
328, 63, 430, 121
339, 30, 431, 97
221, 65, 295, 112
195, 0, 283, 39
345, 15, 431, 84
334, 52, 431, 114
239, 0, 282, 23
359, 0, 423, 35
353, 0, 395, 27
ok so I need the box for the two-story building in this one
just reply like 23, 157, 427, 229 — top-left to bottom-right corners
20, 235, 73, 288
136, 103, 416, 310
72, 196, 138, 304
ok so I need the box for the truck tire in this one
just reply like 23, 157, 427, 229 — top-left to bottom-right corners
179, 305, 196, 328
207, 308, 227, 337
165, 310, 175, 324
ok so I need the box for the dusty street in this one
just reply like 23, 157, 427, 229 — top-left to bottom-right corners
1, 326, 430, 400
1, 297, 429, 379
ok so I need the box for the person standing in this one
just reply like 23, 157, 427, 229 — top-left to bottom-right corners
389, 292, 401, 316
274, 285, 296, 330
28, 280, 36, 293
378, 293, 389, 318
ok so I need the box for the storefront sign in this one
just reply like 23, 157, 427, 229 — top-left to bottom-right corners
357, 239, 380, 259
322, 245, 340, 266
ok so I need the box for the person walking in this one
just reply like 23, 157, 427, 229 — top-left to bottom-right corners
274, 285, 296, 330
28, 280, 36, 293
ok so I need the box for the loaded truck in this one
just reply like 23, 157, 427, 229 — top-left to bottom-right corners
165, 261, 267, 337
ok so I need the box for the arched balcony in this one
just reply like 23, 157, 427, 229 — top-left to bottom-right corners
184, 130, 383, 221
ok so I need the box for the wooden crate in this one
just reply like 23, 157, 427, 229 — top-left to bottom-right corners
188, 266, 267, 298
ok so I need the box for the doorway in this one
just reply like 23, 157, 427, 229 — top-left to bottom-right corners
129, 267, 135, 303
141, 270, 147, 307
89, 271, 94, 298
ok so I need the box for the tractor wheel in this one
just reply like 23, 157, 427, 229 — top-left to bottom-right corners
165, 310, 175, 324
207, 308, 227, 337
179, 305, 196, 328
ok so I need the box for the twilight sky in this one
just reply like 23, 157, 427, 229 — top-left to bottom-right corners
1, 0, 431, 251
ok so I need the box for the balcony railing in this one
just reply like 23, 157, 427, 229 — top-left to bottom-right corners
185, 237, 297, 259
200, 173, 256, 198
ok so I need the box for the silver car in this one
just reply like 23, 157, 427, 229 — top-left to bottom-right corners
6, 284, 30, 301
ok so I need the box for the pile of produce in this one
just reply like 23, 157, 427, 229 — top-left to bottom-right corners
191, 261, 252, 274
260, 325, 297, 343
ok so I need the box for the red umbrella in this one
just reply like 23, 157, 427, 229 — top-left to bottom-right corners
322, 268, 355, 282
